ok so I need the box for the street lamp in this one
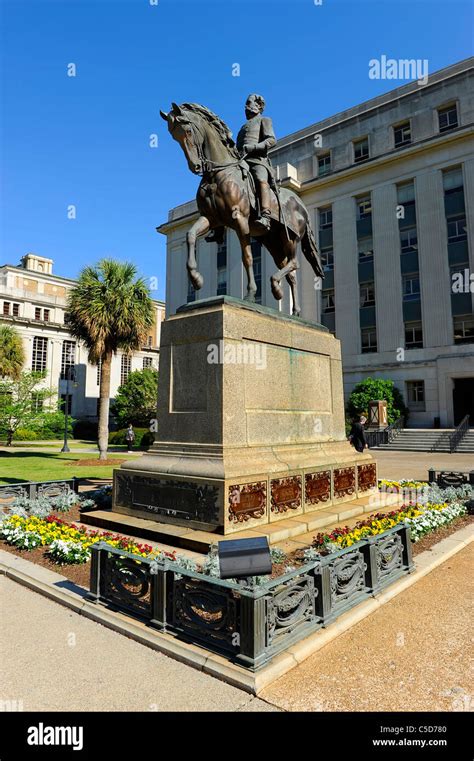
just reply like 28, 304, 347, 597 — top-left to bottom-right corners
61, 365, 76, 453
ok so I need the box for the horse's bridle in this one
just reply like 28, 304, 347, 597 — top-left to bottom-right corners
170, 116, 246, 177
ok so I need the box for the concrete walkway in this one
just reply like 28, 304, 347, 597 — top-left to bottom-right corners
260, 544, 474, 712
0, 576, 278, 712
372, 450, 473, 481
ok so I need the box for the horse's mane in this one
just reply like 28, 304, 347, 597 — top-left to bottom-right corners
180, 103, 240, 159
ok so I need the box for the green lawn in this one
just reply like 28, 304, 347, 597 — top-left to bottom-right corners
0, 451, 141, 484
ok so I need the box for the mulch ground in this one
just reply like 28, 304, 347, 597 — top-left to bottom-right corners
64, 458, 127, 467
1, 511, 472, 591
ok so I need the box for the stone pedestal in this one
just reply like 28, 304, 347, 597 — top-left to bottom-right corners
113, 296, 376, 534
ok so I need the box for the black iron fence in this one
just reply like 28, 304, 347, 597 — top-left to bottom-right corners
428, 469, 474, 488
365, 416, 405, 449
88, 524, 414, 670
0, 478, 79, 509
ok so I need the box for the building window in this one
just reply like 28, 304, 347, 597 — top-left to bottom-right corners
96, 398, 101, 417
443, 167, 463, 193
187, 277, 196, 303
402, 274, 421, 301
322, 289, 335, 313
61, 340, 76, 379
453, 315, 474, 344
358, 237, 374, 262
3, 302, 10, 316
147, 335, 153, 347
217, 268, 227, 296
34, 307, 41, 321
361, 327, 377, 353
143, 356, 153, 369
356, 196, 372, 220
405, 322, 423, 349
400, 227, 418, 253
120, 355, 131, 385
251, 239, 262, 303
319, 207, 332, 229
447, 215, 467, 243
43, 309, 50, 322
216, 237, 227, 296
318, 152, 331, 177
320, 247, 334, 272
393, 121, 411, 147
96, 358, 101, 386
438, 104, 458, 133
31, 392, 44, 412
12, 303, 20, 317
406, 380, 425, 410
359, 282, 375, 308
32, 336, 48, 372
353, 137, 369, 163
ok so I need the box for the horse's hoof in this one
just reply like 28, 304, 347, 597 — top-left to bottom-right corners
191, 273, 204, 290
243, 291, 256, 303
293, 309, 301, 317
271, 278, 283, 300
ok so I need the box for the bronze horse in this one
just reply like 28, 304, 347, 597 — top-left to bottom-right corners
160, 102, 323, 316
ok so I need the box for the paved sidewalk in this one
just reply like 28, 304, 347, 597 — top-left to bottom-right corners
0, 576, 278, 712
261, 544, 474, 712
372, 450, 473, 481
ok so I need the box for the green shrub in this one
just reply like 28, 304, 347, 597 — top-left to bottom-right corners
108, 427, 154, 448
346, 378, 409, 425
13, 428, 39, 441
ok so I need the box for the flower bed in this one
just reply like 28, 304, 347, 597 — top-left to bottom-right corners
0, 514, 173, 565
311, 501, 467, 553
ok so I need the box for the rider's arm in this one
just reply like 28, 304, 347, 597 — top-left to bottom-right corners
252, 116, 277, 155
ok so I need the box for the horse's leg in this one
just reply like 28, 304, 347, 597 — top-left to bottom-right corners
286, 271, 301, 316
270, 237, 298, 305
235, 221, 257, 302
186, 215, 210, 290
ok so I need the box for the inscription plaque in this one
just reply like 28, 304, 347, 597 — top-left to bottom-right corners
357, 463, 377, 492
115, 472, 220, 525
305, 471, 331, 505
228, 481, 266, 523
270, 476, 302, 514
333, 467, 356, 499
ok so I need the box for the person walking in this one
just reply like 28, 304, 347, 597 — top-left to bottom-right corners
348, 415, 368, 453
125, 424, 135, 453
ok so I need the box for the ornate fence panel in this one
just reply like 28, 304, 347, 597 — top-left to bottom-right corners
0, 478, 79, 512
88, 524, 414, 671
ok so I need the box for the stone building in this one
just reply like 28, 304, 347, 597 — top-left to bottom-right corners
159, 58, 474, 428
0, 253, 165, 422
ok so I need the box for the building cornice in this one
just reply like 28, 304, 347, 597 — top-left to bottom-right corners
270, 58, 474, 153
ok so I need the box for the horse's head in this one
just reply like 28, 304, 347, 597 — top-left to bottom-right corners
160, 103, 204, 175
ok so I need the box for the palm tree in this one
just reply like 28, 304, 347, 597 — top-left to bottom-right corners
0, 325, 25, 379
67, 259, 154, 460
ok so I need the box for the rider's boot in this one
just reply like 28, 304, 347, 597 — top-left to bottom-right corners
254, 181, 272, 232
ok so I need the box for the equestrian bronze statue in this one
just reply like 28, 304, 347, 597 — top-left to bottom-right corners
160, 95, 323, 316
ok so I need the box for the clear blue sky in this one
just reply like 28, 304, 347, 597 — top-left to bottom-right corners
1, 0, 472, 301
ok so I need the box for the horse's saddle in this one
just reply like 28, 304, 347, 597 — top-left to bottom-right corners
239, 160, 299, 237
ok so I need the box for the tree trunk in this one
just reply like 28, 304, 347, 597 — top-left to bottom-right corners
98, 351, 112, 461
6, 429, 13, 446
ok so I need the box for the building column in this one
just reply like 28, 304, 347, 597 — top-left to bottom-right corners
372, 184, 404, 353
333, 196, 360, 357
415, 170, 452, 348
462, 158, 474, 314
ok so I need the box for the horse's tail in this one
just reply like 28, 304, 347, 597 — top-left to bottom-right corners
301, 223, 324, 280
